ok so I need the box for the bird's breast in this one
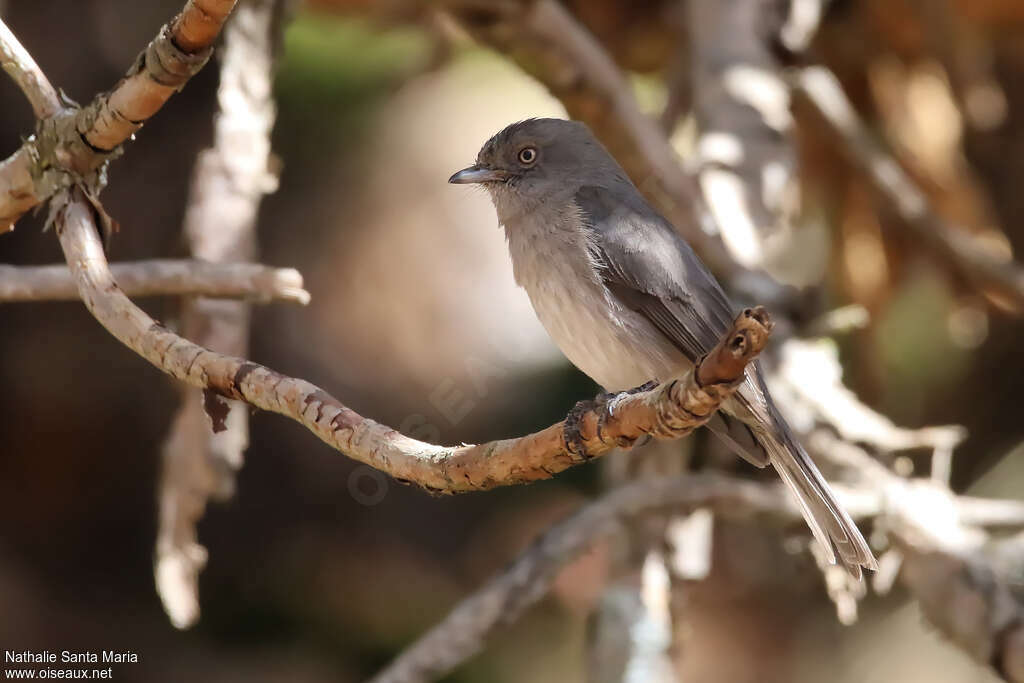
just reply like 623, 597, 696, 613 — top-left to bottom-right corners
503, 211, 686, 391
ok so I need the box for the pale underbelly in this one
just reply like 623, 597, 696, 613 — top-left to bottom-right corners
526, 282, 688, 391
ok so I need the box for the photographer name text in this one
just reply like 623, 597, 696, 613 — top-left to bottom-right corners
4, 651, 137, 665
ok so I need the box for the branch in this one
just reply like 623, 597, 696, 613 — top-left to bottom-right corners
797, 66, 1024, 311
53, 185, 770, 493
84, 0, 237, 153
368, 475, 792, 683
0, 260, 308, 303
0, 0, 239, 231
776, 338, 966, 454
156, 0, 283, 630
371, 464, 1024, 683
898, 536, 1024, 683
689, 0, 798, 269
0, 17, 60, 118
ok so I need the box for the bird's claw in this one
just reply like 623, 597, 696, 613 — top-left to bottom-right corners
607, 380, 658, 416
564, 396, 601, 460
566, 381, 659, 458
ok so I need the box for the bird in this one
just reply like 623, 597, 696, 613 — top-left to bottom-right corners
449, 117, 876, 578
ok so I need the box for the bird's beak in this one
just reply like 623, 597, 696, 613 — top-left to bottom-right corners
448, 165, 510, 184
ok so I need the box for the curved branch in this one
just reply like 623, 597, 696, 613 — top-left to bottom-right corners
0, 18, 61, 118
0, 0, 238, 230
0, 260, 308, 303
54, 186, 770, 493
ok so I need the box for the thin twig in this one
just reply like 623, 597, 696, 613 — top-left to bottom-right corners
53, 186, 771, 493
157, 0, 283, 630
797, 66, 1024, 310
0, 17, 61, 118
368, 475, 792, 683
0, 260, 308, 303
0, 0, 239, 230
369, 470, 1024, 683
83, 0, 238, 153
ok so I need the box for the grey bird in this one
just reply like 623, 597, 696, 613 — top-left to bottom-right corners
449, 118, 877, 578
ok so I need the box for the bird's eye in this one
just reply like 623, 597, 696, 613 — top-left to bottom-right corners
518, 147, 537, 165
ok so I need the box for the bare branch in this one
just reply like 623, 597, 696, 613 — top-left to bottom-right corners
156, 0, 283, 630
371, 464, 1024, 683
0, 17, 60, 118
368, 475, 792, 683
0, 260, 308, 303
85, 0, 238, 153
0, 0, 239, 230
689, 0, 798, 269
798, 66, 1024, 311
898, 537, 1024, 682
53, 186, 770, 493
777, 338, 966, 454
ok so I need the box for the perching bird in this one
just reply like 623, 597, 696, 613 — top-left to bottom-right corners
450, 118, 876, 578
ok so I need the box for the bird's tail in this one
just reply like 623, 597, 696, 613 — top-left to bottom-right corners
759, 426, 877, 579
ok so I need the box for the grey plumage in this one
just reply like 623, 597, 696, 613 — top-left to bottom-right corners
450, 118, 876, 577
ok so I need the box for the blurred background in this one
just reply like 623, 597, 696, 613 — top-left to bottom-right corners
1, 0, 1023, 681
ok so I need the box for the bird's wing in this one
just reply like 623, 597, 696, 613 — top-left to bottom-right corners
575, 185, 772, 467
575, 188, 877, 574
575, 185, 735, 363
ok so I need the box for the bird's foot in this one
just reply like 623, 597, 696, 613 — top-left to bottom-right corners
566, 381, 661, 458
606, 380, 659, 416
564, 393, 608, 460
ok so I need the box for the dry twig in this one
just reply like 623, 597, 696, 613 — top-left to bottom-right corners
0, 0, 239, 230
370, 465, 1024, 683
0, 260, 308, 303
798, 66, 1024, 310
156, 0, 283, 630
0, 17, 60, 119
368, 475, 791, 683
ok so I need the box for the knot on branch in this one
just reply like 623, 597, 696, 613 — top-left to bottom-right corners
30, 110, 112, 211
648, 380, 728, 440
697, 306, 773, 387
143, 25, 214, 88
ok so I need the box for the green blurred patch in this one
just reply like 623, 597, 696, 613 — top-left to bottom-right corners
873, 264, 971, 422
275, 13, 433, 159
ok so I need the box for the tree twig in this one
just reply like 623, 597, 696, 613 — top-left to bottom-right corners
0, 260, 308, 303
797, 66, 1024, 311
156, 0, 284, 630
368, 475, 792, 683
0, 17, 60, 118
370, 465, 1024, 683
0, 0, 239, 230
